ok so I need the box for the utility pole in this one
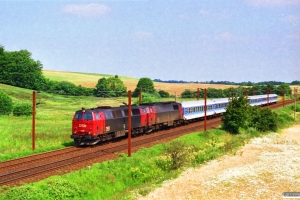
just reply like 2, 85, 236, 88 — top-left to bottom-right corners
294, 87, 297, 120
267, 88, 270, 105
32, 91, 36, 151
139, 89, 142, 105
128, 90, 132, 157
282, 87, 285, 107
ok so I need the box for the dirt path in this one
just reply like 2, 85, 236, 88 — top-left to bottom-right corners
139, 122, 300, 200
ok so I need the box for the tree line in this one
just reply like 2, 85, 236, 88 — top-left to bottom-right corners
154, 78, 300, 86
0, 47, 297, 100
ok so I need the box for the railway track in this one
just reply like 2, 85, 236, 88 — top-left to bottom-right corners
0, 99, 298, 186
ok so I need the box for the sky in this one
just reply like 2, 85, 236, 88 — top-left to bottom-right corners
0, 0, 300, 83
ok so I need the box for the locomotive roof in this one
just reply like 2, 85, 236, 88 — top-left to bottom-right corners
139, 101, 178, 106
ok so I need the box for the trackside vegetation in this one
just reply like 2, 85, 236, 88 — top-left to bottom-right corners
221, 95, 278, 133
0, 102, 299, 200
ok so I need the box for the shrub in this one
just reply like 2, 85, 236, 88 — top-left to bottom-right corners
158, 90, 170, 98
181, 89, 195, 98
290, 104, 300, 112
13, 103, 32, 116
0, 90, 13, 115
156, 140, 195, 171
249, 107, 277, 132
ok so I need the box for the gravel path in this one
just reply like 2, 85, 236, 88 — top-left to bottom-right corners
139, 122, 300, 200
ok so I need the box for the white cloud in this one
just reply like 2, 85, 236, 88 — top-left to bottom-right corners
246, 0, 300, 7
63, 4, 111, 16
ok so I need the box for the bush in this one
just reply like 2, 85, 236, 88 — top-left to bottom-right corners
181, 89, 195, 98
13, 103, 32, 116
249, 106, 277, 132
134, 92, 160, 104
158, 90, 170, 98
290, 104, 300, 112
156, 140, 195, 171
0, 91, 13, 115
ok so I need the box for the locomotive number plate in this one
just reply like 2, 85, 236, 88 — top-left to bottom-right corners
79, 124, 87, 127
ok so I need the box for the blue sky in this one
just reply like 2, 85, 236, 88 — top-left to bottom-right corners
1, 0, 299, 82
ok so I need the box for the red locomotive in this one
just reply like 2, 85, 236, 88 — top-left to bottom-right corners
71, 94, 278, 146
71, 102, 183, 146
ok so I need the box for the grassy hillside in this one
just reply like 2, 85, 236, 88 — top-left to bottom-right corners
42, 70, 237, 95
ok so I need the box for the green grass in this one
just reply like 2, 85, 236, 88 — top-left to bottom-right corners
0, 81, 299, 200
0, 103, 299, 200
0, 83, 181, 161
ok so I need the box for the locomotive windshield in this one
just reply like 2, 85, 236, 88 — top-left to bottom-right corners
73, 112, 93, 120
83, 113, 93, 120
74, 113, 82, 120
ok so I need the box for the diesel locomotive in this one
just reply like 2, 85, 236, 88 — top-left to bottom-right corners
71, 94, 277, 146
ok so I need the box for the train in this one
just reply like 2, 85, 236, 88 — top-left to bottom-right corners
71, 94, 278, 146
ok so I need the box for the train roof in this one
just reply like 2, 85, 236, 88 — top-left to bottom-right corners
180, 99, 216, 107
247, 94, 277, 99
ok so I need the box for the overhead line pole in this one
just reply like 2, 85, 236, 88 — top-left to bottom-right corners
204, 88, 207, 131
128, 90, 132, 157
32, 91, 36, 151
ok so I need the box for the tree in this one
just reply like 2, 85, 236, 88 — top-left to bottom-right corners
133, 77, 155, 97
94, 77, 127, 97
0, 47, 47, 90
291, 80, 300, 85
181, 89, 195, 98
0, 90, 13, 115
221, 95, 250, 133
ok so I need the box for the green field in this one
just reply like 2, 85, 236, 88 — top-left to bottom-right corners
0, 100, 299, 199
0, 71, 299, 199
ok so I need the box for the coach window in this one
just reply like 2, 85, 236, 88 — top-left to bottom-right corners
95, 113, 100, 120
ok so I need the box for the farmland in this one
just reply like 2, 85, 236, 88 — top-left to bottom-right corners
42, 70, 237, 95
0, 70, 299, 200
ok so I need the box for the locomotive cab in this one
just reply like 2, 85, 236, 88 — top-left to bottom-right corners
71, 108, 104, 146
